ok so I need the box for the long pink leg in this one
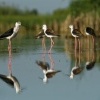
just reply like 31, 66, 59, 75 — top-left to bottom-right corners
42, 38, 46, 52
48, 38, 54, 54
8, 39, 12, 74
78, 39, 81, 54
42, 38, 46, 60
75, 37, 78, 51
75, 38, 77, 60
92, 36, 95, 50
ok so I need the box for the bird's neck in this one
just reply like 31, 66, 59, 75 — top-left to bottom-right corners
14, 25, 19, 33
70, 73, 74, 79
70, 28, 73, 33
43, 75, 48, 82
14, 82, 21, 93
43, 29, 47, 35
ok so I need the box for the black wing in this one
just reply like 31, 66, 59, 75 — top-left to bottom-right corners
35, 30, 45, 39
86, 61, 96, 70
86, 27, 96, 37
46, 70, 61, 78
0, 28, 13, 39
0, 74, 14, 88
72, 29, 82, 37
46, 29, 60, 36
36, 60, 50, 71
73, 67, 83, 75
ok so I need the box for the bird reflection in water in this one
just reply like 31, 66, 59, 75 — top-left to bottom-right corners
36, 53, 61, 84
0, 73, 22, 94
0, 40, 22, 93
69, 43, 83, 79
36, 60, 61, 84
85, 46, 96, 70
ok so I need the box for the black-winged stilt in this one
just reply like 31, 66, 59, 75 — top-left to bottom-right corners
36, 60, 61, 83
42, 24, 60, 53
69, 25, 83, 51
0, 22, 21, 73
0, 21, 21, 51
0, 74, 21, 93
86, 61, 96, 70
85, 27, 96, 37
85, 27, 96, 49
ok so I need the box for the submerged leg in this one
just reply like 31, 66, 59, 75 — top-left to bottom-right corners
92, 36, 95, 50
78, 38, 81, 54
42, 38, 46, 60
42, 38, 46, 52
75, 37, 77, 51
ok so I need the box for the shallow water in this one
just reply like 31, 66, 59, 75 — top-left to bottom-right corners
0, 34, 100, 100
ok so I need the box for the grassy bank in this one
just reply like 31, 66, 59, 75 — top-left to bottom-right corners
0, 0, 100, 36
0, 14, 65, 34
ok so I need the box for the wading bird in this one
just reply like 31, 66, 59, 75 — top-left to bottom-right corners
0, 22, 21, 73
85, 27, 96, 49
42, 24, 60, 53
0, 21, 21, 51
69, 25, 83, 51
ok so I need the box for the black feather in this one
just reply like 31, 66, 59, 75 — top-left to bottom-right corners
0, 28, 13, 39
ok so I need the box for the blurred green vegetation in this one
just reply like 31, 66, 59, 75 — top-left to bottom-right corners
53, 0, 100, 17
0, 0, 100, 33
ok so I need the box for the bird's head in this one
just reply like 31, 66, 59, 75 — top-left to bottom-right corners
42, 24, 47, 31
15, 87, 22, 94
15, 87, 26, 94
70, 74, 74, 79
39, 76, 48, 84
15, 21, 21, 26
69, 25, 73, 29
86, 61, 90, 66
43, 78, 48, 84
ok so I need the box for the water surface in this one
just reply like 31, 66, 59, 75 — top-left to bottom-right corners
0, 35, 100, 100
